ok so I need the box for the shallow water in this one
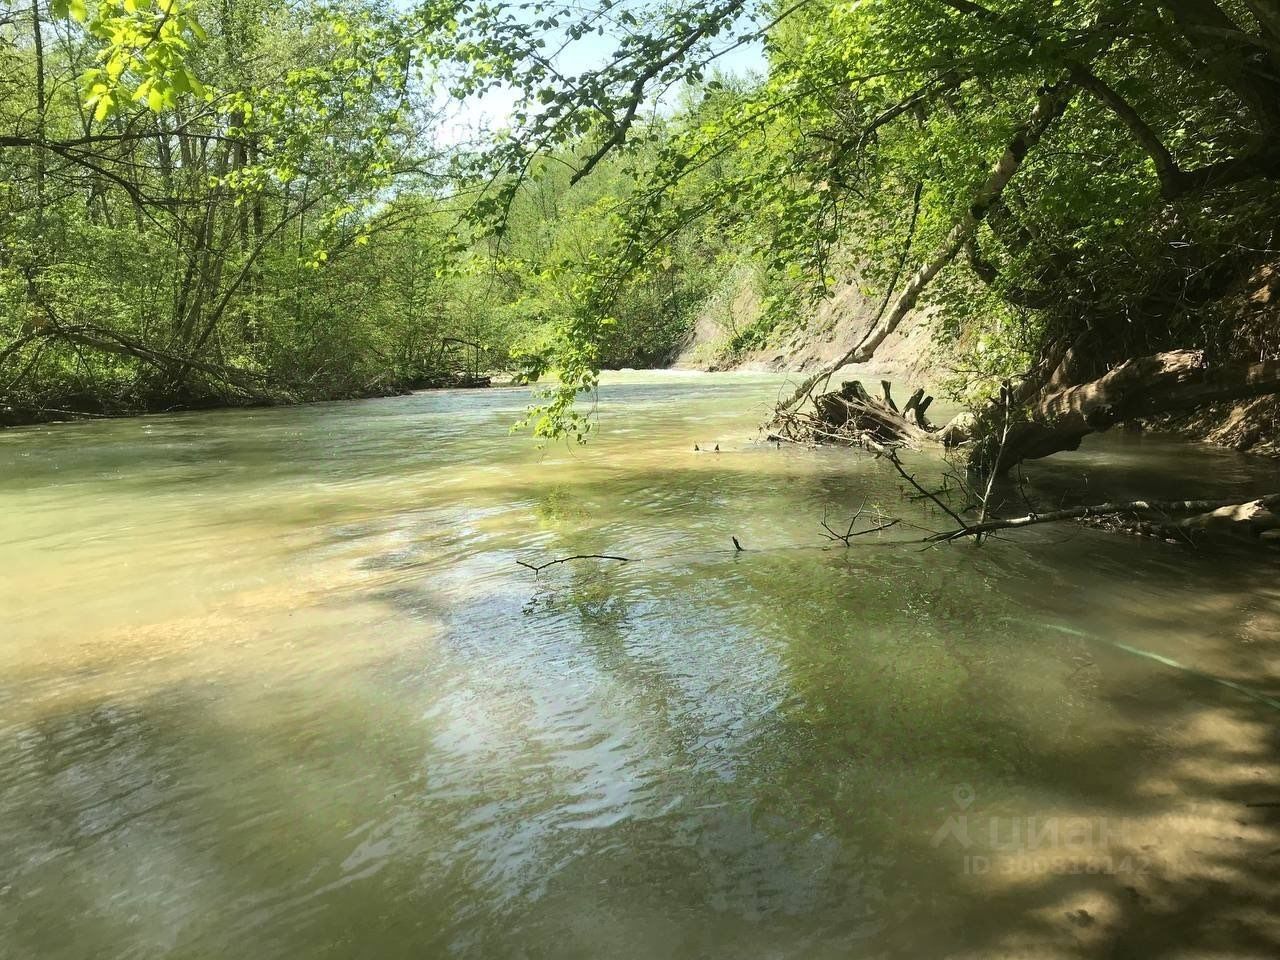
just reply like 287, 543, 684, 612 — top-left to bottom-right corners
2, 371, 1278, 959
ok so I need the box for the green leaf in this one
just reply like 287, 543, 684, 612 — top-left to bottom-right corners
91, 93, 114, 122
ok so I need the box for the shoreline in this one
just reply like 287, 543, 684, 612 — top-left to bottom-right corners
0, 375, 506, 431
6, 371, 1278, 467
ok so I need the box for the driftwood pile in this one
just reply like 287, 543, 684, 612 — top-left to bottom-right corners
771, 380, 925, 444
770, 377, 978, 452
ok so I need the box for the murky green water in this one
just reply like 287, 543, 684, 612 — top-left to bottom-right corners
2, 372, 1279, 958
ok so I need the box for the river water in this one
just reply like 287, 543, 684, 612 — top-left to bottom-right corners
2, 372, 1278, 958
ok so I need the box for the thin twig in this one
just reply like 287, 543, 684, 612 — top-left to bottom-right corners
974, 382, 1014, 543
516, 554, 633, 574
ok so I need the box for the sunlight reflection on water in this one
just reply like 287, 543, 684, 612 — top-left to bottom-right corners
1, 371, 1278, 958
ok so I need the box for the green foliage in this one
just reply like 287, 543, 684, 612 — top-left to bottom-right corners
6, 0, 756, 425
474, 0, 1280, 432
58, 0, 209, 120
2, 0, 491, 418
10, 0, 1280, 434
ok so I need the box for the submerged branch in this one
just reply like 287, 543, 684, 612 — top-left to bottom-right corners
928, 494, 1280, 543
516, 554, 633, 574
820, 501, 902, 544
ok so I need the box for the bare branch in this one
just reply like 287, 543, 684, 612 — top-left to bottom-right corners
516, 554, 633, 574
928, 494, 1280, 543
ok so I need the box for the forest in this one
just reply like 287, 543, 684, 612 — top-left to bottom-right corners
2, 0, 1278, 436
0, 0, 745, 423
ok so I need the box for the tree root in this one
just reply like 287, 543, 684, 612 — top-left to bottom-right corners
776, 348, 1280, 478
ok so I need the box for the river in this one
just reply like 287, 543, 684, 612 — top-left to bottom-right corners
2, 371, 1278, 958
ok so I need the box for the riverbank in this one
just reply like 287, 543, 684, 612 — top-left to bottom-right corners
8, 348, 1280, 476
0, 373, 501, 429
680, 308, 1280, 461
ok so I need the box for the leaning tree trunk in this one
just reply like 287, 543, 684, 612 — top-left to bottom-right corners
975, 349, 1280, 474
787, 349, 1280, 476
777, 81, 1077, 415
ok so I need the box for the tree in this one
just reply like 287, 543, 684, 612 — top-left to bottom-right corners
456, 0, 1280, 442
1, 0, 483, 417
18, 0, 1280, 451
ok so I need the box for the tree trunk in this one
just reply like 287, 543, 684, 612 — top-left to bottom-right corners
31, 0, 45, 217
981, 350, 1280, 473
792, 351, 1280, 477
777, 81, 1076, 414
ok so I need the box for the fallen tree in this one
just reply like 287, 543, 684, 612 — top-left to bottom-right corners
779, 349, 1280, 477
975, 349, 1280, 474
769, 371, 1280, 548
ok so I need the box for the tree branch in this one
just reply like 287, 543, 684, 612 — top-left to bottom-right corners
777, 80, 1076, 415
929, 494, 1280, 542
570, 0, 748, 185
1069, 63, 1186, 197
516, 554, 633, 574
1071, 61, 1280, 197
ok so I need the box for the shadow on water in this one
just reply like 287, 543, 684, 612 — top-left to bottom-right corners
4, 559, 1276, 958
